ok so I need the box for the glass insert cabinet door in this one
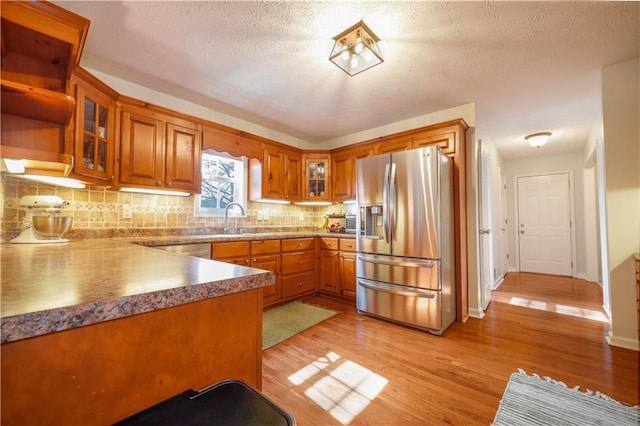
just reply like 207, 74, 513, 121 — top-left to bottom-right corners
304, 157, 330, 200
74, 81, 115, 182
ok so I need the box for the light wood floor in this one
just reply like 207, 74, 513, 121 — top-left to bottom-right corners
262, 272, 639, 425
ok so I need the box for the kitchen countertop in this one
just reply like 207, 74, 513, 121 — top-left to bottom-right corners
0, 238, 274, 343
0, 232, 355, 344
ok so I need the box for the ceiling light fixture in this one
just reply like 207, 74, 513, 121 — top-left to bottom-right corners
524, 132, 552, 148
329, 20, 383, 76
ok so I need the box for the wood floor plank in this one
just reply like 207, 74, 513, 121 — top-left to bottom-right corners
262, 273, 639, 425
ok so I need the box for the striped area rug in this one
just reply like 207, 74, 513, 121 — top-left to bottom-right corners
493, 370, 639, 425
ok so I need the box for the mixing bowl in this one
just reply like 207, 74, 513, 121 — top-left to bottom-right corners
32, 216, 73, 238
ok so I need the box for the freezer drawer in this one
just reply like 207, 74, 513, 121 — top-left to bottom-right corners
356, 278, 444, 334
356, 254, 440, 290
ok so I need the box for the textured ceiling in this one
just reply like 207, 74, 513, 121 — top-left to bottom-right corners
54, 1, 639, 159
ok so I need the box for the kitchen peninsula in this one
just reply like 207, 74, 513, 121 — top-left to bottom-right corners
1, 238, 275, 425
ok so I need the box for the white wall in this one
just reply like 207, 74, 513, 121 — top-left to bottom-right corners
601, 57, 640, 350
504, 152, 587, 278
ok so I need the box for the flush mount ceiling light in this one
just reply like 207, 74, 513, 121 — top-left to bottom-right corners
329, 20, 383, 76
524, 132, 552, 148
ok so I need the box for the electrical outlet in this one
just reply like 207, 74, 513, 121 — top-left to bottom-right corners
257, 211, 264, 221
122, 205, 132, 219
299, 213, 305, 222
262, 210, 269, 221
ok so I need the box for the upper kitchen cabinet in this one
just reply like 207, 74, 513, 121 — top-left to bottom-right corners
331, 145, 374, 202
119, 100, 202, 193
250, 143, 302, 202
69, 68, 118, 184
302, 153, 331, 201
0, 1, 89, 173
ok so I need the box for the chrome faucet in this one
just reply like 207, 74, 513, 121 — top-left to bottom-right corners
224, 202, 245, 234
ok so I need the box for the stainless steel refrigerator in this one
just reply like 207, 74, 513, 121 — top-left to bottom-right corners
355, 146, 456, 335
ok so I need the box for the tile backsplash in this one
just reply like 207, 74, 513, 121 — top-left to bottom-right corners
1, 174, 354, 242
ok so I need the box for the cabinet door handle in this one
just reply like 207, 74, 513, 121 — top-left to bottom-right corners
298, 260, 303, 264
298, 282, 303, 286
167, 182, 173, 187
156, 180, 162, 186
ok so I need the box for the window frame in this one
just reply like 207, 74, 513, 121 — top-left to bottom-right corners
194, 149, 247, 218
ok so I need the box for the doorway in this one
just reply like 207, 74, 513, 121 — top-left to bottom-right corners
515, 172, 575, 276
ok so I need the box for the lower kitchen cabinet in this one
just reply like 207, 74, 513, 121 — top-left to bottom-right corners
281, 238, 316, 300
250, 240, 281, 307
319, 237, 356, 299
211, 241, 251, 267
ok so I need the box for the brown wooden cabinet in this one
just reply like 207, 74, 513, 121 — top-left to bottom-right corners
250, 144, 302, 202
0, 1, 88, 173
251, 240, 282, 307
338, 239, 357, 299
281, 238, 316, 299
319, 237, 357, 299
330, 146, 373, 202
70, 69, 117, 183
119, 103, 202, 193
303, 154, 331, 201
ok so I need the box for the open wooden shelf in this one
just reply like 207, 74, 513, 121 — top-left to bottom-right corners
1, 80, 76, 125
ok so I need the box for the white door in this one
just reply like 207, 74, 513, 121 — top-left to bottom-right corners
499, 168, 509, 278
477, 140, 492, 309
517, 173, 572, 276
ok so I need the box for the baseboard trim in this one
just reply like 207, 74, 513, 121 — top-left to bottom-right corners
492, 276, 504, 290
606, 330, 639, 351
574, 273, 587, 280
468, 307, 485, 319
507, 267, 518, 273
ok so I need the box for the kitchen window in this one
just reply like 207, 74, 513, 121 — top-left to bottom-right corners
194, 149, 247, 217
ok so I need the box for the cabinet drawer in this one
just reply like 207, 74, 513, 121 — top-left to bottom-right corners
282, 251, 316, 274
339, 238, 356, 252
218, 256, 251, 267
251, 239, 281, 255
319, 237, 339, 250
212, 241, 250, 259
282, 238, 315, 252
281, 271, 316, 299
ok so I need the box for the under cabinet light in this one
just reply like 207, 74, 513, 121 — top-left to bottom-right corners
294, 201, 333, 206
120, 187, 191, 197
342, 200, 357, 205
17, 175, 86, 189
252, 199, 291, 205
3, 158, 25, 173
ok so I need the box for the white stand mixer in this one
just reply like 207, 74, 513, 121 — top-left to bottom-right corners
11, 195, 73, 244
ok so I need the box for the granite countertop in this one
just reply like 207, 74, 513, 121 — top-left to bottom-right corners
0, 238, 275, 344
0, 232, 356, 344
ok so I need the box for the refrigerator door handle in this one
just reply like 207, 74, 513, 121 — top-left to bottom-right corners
389, 162, 397, 243
358, 255, 435, 269
383, 163, 391, 243
358, 279, 436, 298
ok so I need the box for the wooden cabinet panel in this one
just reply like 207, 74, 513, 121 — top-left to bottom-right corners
330, 146, 373, 202
339, 238, 356, 252
165, 122, 201, 192
119, 109, 164, 187
303, 154, 331, 201
251, 239, 281, 255
262, 147, 284, 199
253, 145, 302, 201
319, 237, 339, 250
281, 238, 315, 252
252, 254, 281, 306
70, 70, 116, 183
319, 250, 340, 294
411, 130, 456, 154
202, 124, 261, 160
340, 252, 357, 299
330, 152, 351, 201
281, 272, 316, 299
376, 138, 412, 154
119, 104, 202, 193
281, 251, 316, 275
284, 151, 302, 200
212, 241, 251, 259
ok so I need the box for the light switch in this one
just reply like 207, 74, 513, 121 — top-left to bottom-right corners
122, 205, 133, 219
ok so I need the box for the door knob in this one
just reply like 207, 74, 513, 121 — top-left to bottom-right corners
520, 230, 525, 234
